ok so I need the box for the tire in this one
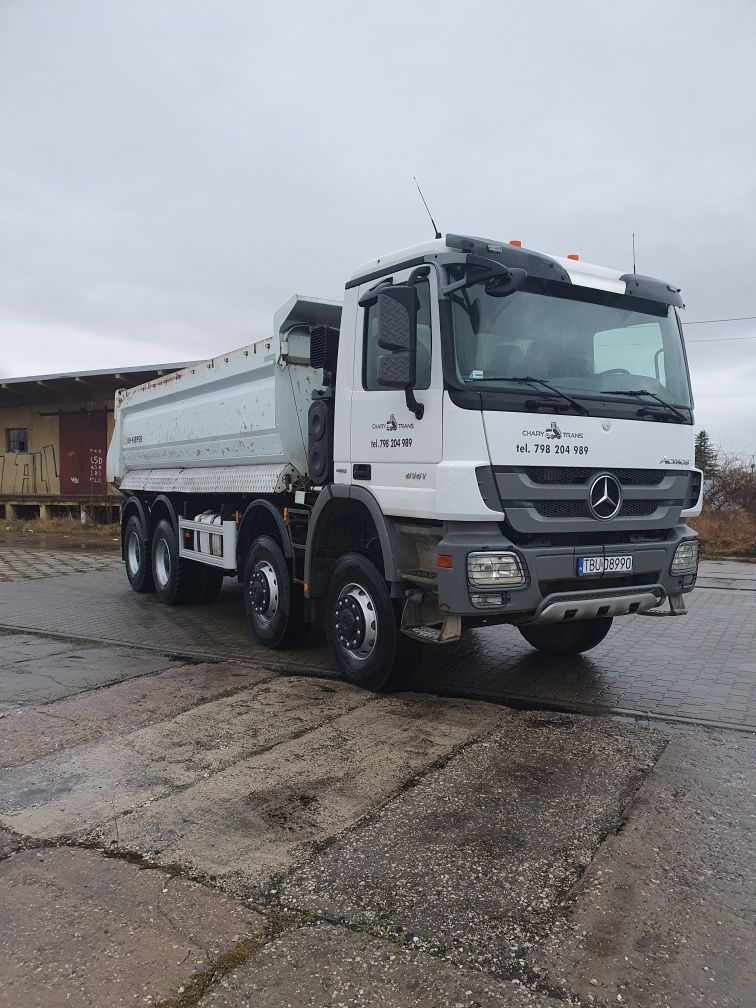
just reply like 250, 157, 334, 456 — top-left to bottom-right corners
124, 514, 154, 593
192, 564, 224, 603
244, 535, 305, 649
151, 517, 193, 605
324, 552, 422, 691
518, 617, 613, 655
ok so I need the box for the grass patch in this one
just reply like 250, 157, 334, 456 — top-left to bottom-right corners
2, 517, 120, 536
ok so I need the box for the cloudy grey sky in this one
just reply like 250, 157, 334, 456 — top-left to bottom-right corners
1, 0, 754, 456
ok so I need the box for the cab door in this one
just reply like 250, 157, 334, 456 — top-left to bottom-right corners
349, 266, 442, 518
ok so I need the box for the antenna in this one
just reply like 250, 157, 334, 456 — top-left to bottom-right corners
632, 232, 637, 274
413, 176, 442, 240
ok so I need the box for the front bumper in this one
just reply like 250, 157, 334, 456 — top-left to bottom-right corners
435, 523, 698, 620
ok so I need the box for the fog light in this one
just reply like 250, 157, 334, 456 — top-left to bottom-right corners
470, 593, 504, 608
671, 539, 699, 574
467, 551, 525, 587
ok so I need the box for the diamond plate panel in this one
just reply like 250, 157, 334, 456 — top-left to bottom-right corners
120, 464, 300, 494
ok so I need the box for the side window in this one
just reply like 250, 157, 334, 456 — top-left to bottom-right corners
363, 281, 432, 390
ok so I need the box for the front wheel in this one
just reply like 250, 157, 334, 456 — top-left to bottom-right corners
518, 617, 613, 655
324, 553, 421, 691
244, 535, 305, 648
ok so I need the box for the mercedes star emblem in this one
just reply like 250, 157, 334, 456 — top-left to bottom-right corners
588, 474, 622, 520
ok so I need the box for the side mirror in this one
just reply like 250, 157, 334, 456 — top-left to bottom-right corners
377, 350, 412, 388
375, 286, 417, 388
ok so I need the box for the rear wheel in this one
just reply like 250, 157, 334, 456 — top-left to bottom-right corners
244, 535, 305, 648
152, 518, 193, 605
518, 617, 613, 655
324, 553, 421, 691
124, 514, 154, 593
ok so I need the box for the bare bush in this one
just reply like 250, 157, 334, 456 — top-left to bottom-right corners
702, 451, 756, 514
688, 510, 756, 559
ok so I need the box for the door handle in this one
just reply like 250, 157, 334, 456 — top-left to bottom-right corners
353, 464, 371, 481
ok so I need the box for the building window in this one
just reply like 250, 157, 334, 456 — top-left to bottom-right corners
6, 428, 28, 453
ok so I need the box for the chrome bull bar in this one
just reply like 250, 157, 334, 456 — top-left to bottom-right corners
527, 585, 666, 625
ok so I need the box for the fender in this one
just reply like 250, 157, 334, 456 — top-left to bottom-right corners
120, 495, 150, 559
236, 499, 293, 569
304, 485, 398, 596
150, 494, 179, 535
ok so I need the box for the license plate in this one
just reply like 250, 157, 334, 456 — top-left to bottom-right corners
577, 555, 633, 576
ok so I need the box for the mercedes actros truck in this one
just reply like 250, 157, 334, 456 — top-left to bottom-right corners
107, 233, 702, 689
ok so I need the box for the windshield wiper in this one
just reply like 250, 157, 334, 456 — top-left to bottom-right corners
468, 375, 590, 416
605, 389, 688, 423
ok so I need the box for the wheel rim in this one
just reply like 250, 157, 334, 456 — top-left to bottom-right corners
155, 538, 171, 587
126, 530, 141, 576
333, 582, 378, 661
248, 560, 279, 624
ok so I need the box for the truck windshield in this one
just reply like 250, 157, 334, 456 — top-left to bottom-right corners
448, 274, 692, 409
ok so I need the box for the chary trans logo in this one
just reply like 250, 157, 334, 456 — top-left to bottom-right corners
372, 413, 414, 431
544, 421, 562, 440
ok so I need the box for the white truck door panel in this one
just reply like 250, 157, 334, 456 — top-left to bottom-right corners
349, 266, 442, 517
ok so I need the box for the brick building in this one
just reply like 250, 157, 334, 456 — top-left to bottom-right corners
0, 363, 193, 522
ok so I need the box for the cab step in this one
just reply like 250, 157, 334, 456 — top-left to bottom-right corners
400, 616, 462, 644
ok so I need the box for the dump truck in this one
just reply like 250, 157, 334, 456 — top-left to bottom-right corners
107, 233, 703, 689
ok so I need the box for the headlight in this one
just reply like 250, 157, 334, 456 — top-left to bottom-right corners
467, 551, 525, 587
671, 539, 699, 574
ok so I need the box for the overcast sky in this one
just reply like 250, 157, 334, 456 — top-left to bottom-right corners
1, 1, 754, 457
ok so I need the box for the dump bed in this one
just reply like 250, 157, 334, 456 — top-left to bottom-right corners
106, 295, 341, 495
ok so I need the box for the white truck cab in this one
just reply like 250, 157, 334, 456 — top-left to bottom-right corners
108, 233, 702, 689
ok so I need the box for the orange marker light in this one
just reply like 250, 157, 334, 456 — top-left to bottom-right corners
567, 254, 580, 260
436, 554, 454, 569
509, 240, 522, 247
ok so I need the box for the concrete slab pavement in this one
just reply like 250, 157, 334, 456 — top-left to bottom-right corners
0, 846, 267, 1008
540, 730, 755, 1007
0, 676, 370, 838
696, 558, 756, 591
0, 638, 188, 707
277, 710, 666, 978
197, 925, 564, 1008
0, 661, 272, 769
81, 692, 508, 897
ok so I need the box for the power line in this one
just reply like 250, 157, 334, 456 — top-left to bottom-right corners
686, 334, 756, 344
682, 316, 756, 325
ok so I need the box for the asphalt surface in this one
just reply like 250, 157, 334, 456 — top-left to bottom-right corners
0, 537, 754, 1007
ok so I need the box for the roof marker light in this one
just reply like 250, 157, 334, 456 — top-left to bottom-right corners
567, 254, 580, 260
509, 240, 522, 247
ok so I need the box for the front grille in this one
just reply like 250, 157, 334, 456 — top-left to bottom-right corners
531, 499, 681, 520
525, 466, 667, 487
